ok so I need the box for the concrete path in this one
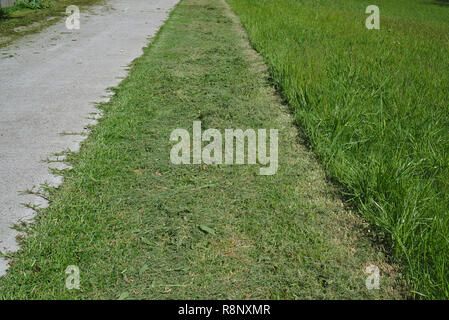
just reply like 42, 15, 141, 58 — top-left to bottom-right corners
0, 0, 179, 274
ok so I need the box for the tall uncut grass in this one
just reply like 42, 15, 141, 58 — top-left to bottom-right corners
228, 0, 449, 299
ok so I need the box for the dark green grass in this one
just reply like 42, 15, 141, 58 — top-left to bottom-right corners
0, 0, 404, 299
227, 0, 449, 299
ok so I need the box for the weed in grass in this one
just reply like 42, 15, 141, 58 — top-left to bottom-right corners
13, 0, 50, 10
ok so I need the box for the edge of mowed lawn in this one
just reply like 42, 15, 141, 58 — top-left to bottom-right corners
0, 0, 405, 299
227, 0, 449, 299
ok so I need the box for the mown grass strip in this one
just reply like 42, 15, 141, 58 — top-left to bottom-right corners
0, 0, 404, 299
227, 0, 449, 299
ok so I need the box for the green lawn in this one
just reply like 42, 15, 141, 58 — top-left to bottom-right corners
227, 0, 449, 299
0, 0, 404, 299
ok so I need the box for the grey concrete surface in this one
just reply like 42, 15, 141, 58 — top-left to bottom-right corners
0, 0, 179, 275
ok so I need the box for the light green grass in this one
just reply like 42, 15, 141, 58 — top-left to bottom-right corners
0, 0, 404, 299
227, 0, 449, 299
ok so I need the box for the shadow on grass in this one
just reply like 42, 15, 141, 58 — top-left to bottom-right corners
0, 9, 8, 20
434, 0, 449, 7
